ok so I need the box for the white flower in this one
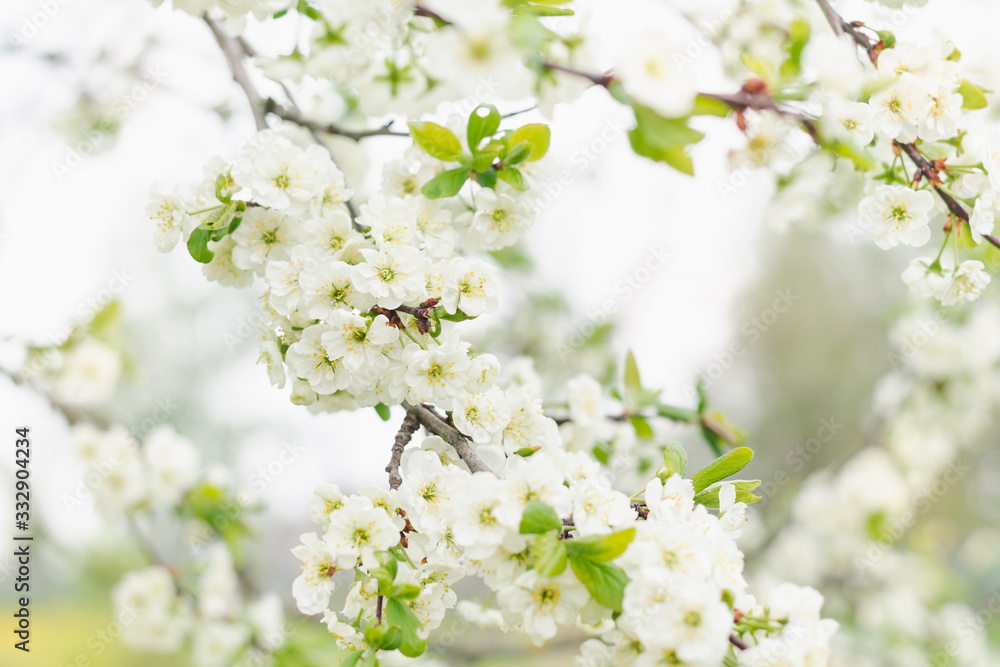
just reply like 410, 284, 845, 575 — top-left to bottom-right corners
300, 210, 360, 261
291, 532, 339, 615
567, 374, 605, 427
359, 194, 418, 248
500, 388, 560, 455
203, 236, 255, 288
570, 480, 636, 535
403, 341, 472, 404
858, 185, 934, 249
616, 31, 696, 118
147, 182, 191, 252
900, 257, 944, 298
869, 73, 933, 143
352, 244, 428, 309
935, 260, 990, 306
197, 544, 240, 619
718, 483, 749, 537
257, 336, 287, 388
324, 495, 401, 567
233, 135, 329, 210
442, 257, 499, 317
230, 207, 302, 272
264, 249, 309, 316
467, 186, 536, 251
920, 77, 963, 141
644, 475, 695, 521
449, 473, 515, 559
299, 259, 375, 319
191, 622, 250, 667
970, 187, 999, 244
644, 581, 731, 664
453, 388, 512, 444
284, 324, 352, 394
498, 570, 591, 645
144, 427, 201, 508
55, 339, 122, 407
822, 98, 874, 145
309, 483, 346, 527
321, 312, 399, 371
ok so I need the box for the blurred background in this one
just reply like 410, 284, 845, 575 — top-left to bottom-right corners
1, 0, 998, 664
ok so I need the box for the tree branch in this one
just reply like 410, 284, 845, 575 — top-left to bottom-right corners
204, 16, 266, 131
387, 408, 421, 490
404, 402, 495, 475
264, 99, 409, 141
814, 0, 880, 62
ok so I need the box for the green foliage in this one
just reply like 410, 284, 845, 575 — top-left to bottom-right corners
692, 480, 762, 509
519, 500, 562, 534
408, 121, 463, 161
689, 447, 755, 494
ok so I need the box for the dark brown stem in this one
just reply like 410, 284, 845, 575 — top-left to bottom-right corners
387, 409, 421, 490
414, 4, 450, 24
730, 634, 750, 650
264, 99, 409, 142
814, 0, 880, 62
376, 594, 384, 622
541, 60, 613, 88
204, 16, 266, 131
404, 402, 495, 475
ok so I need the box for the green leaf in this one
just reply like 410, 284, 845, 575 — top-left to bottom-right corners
204, 201, 238, 230
467, 105, 501, 153
629, 129, 694, 175
691, 94, 731, 117
876, 30, 896, 49
689, 447, 754, 494
568, 555, 629, 611
365, 623, 402, 651
693, 480, 762, 509
519, 4, 574, 16
374, 403, 391, 421
506, 124, 550, 162
214, 172, 232, 203
386, 598, 427, 657
390, 583, 422, 600
421, 168, 469, 199
632, 104, 705, 148
370, 551, 398, 593
502, 141, 533, 166
520, 500, 562, 534
623, 350, 641, 409
296, 0, 321, 20
339, 651, 365, 667
565, 528, 635, 562
779, 17, 810, 80
187, 228, 215, 264
408, 121, 463, 161
630, 415, 653, 439
474, 168, 498, 189
958, 80, 988, 110
534, 531, 568, 577
497, 168, 527, 191
658, 441, 689, 479
655, 403, 699, 423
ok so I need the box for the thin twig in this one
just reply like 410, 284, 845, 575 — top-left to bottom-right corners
264, 99, 409, 141
204, 16, 266, 131
730, 634, 750, 650
815, 0, 989, 240
404, 402, 495, 475
387, 408, 421, 490
541, 60, 613, 88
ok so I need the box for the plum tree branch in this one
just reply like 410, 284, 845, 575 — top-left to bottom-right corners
403, 402, 495, 475
387, 408, 421, 490
812, 0, 1000, 249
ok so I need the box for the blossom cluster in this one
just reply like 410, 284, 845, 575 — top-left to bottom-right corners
292, 431, 836, 666
149, 105, 554, 424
